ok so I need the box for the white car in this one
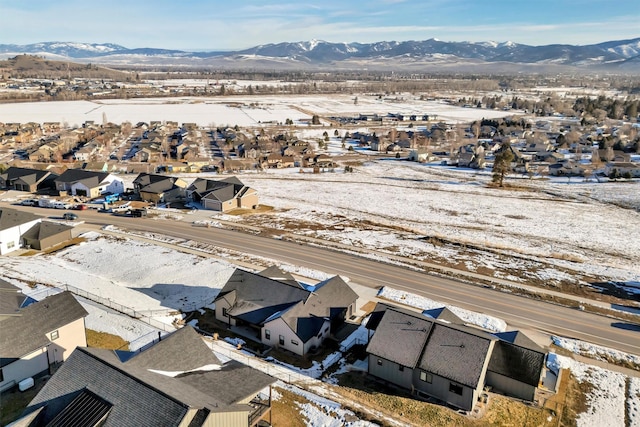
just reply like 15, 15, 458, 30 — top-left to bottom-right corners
53, 202, 73, 209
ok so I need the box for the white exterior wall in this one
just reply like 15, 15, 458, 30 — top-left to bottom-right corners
104, 175, 124, 194
70, 182, 97, 198
0, 219, 41, 255
262, 317, 304, 356
46, 317, 87, 364
0, 347, 48, 392
214, 298, 236, 326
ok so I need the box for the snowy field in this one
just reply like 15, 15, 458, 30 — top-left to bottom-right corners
0, 94, 515, 127
218, 160, 640, 293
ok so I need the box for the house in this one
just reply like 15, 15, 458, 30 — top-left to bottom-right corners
186, 177, 258, 212
16, 326, 276, 427
21, 221, 74, 251
408, 149, 432, 163
604, 162, 640, 178
0, 208, 42, 255
132, 173, 188, 204
365, 304, 546, 412
0, 167, 57, 192
54, 169, 124, 198
0, 291, 88, 392
214, 267, 358, 356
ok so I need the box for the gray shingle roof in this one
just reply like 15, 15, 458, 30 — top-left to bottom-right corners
0, 167, 53, 187
218, 268, 357, 342
0, 208, 41, 231
493, 331, 543, 352
418, 323, 495, 388
188, 177, 246, 202
23, 326, 275, 427
55, 169, 109, 185
366, 308, 434, 368
488, 340, 546, 387
0, 291, 88, 366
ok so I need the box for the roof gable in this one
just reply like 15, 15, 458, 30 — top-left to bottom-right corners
0, 207, 41, 231
55, 169, 109, 185
0, 291, 88, 364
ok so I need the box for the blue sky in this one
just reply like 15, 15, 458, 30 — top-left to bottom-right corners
1, 0, 638, 50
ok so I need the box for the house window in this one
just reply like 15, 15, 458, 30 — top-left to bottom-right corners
420, 372, 432, 383
7, 241, 14, 249
222, 307, 228, 317
323, 327, 329, 333
50, 330, 59, 341
279, 335, 284, 345
377, 359, 383, 366
449, 383, 463, 396
399, 365, 404, 372
265, 330, 271, 340
291, 340, 299, 346
0, 368, 3, 382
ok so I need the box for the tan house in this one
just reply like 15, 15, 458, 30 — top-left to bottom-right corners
186, 176, 258, 212
0, 291, 88, 392
133, 173, 188, 204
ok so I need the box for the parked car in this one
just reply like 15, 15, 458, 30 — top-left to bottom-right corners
73, 204, 88, 210
53, 201, 73, 209
130, 208, 148, 218
20, 199, 38, 206
62, 212, 78, 220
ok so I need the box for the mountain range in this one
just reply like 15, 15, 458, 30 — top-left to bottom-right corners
1, 38, 639, 72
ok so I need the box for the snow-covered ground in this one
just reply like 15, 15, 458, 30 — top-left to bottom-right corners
548, 353, 636, 427
0, 94, 515, 127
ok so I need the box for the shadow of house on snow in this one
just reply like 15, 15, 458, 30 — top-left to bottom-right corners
131, 283, 221, 313
590, 281, 640, 302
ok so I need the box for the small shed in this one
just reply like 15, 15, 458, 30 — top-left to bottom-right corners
22, 221, 73, 251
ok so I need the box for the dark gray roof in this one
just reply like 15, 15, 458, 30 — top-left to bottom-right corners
0, 291, 88, 366
0, 279, 27, 317
22, 326, 275, 427
187, 177, 246, 201
25, 348, 189, 427
366, 308, 434, 368
258, 265, 298, 286
422, 307, 464, 325
55, 169, 109, 185
46, 388, 113, 427
0, 207, 41, 231
488, 340, 546, 387
134, 173, 185, 195
418, 323, 495, 388
127, 325, 221, 372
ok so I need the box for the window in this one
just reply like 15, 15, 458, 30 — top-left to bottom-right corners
7, 241, 14, 249
222, 307, 228, 317
279, 335, 284, 345
420, 372, 432, 383
265, 330, 271, 340
449, 383, 463, 396
291, 340, 299, 346
377, 359, 383, 366
0, 368, 3, 382
50, 330, 59, 341
399, 365, 404, 372
323, 327, 329, 333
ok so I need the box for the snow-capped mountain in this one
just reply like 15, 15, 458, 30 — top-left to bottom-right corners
1, 38, 639, 71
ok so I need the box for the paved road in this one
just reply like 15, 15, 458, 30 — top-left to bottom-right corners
4, 203, 640, 355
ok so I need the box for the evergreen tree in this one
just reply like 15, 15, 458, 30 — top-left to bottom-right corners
492, 144, 514, 187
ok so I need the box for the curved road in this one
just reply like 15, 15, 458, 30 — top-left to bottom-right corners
3, 203, 640, 355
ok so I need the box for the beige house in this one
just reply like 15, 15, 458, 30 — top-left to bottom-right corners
186, 176, 258, 212
0, 291, 87, 392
